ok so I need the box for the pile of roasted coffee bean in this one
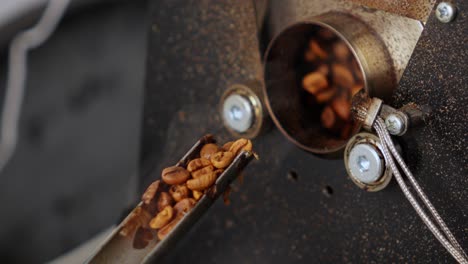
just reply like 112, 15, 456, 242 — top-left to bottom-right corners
119, 138, 253, 249
301, 28, 364, 139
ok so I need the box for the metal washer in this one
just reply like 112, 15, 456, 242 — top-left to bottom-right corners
220, 82, 266, 139
222, 94, 254, 133
344, 132, 393, 192
348, 143, 384, 184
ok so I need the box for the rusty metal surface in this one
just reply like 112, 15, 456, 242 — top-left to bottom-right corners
347, 0, 436, 21
393, 0, 468, 256
141, 0, 263, 168
268, 0, 423, 85
141, 0, 466, 263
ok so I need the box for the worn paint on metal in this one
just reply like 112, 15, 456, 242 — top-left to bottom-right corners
142, 0, 467, 262
348, 0, 436, 21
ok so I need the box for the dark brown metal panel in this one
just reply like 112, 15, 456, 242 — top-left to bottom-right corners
347, 0, 436, 21
142, 0, 466, 263
392, 0, 468, 248
141, 0, 263, 174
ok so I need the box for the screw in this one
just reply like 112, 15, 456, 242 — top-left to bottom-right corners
385, 112, 408, 136
345, 132, 393, 191
357, 155, 370, 173
436, 2, 456, 23
222, 94, 254, 133
348, 143, 384, 184
229, 105, 244, 121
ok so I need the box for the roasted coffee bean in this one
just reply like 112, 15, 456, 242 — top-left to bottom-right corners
149, 206, 174, 229
157, 192, 173, 212
304, 49, 316, 62
157, 214, 183, 240
332, 64, 354, 90
229, 138, 253, 155
187, 171, 217, 191
331, 96, 351, 121
173, 198, 197, 215
302, 72, 328, 95
191, 164, 214, 179
200, 143, 219, 160
318, 28, 336, 40
310, 40, 328, 60
333, 42, 350, 62
133, 136, 254, 245
211, 151, 235, 169
321, 106, 336, 130
141, 180, 160, 205
317, 64, 329, 76
222, 141, 234, 151
187, 158, 211, 172
301, 29, 365, 140
315, 87, 336, 103
169, 184, 189, 202
162, 166, 190, 185
192, 190, 203, 200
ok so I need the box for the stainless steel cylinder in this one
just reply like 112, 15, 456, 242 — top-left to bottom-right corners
263, 12, 397, 155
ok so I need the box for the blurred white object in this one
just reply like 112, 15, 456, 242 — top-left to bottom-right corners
0, 0, 48, 26
0, 0, 70, 174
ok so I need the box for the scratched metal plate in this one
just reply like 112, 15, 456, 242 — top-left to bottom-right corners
347, 0, 436, 21
141, 0, 467, 263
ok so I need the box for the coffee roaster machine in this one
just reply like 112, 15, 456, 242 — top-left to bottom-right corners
18, 0, 460, 262
134, 0, 468, 263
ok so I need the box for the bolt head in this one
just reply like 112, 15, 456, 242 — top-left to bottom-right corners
385, 113, 406, 136
222, 94, 254, 133
357, 155, 371, 173
436, 2, 456, 23
348, 143, 384, 184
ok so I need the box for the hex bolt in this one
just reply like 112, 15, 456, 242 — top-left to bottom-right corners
348, 143, 384, 184
222, 94, 254, 133
345, 132, 393, 192
436, 2, 457, 23
385, 112, 408, 136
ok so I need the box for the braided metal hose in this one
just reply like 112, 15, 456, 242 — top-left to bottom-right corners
374, 118, 467, 263
375, 117, 467, 259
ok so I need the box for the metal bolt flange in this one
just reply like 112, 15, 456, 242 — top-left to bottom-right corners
385, 112, 408, 136
222, 94, 254, 133
344, 132, 392, 192
349, 144, 384, 184
436, 2, 457, 23
220, 82, 266, 138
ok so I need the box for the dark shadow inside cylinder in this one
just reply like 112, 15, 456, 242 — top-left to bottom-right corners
264, 23, 358, 154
